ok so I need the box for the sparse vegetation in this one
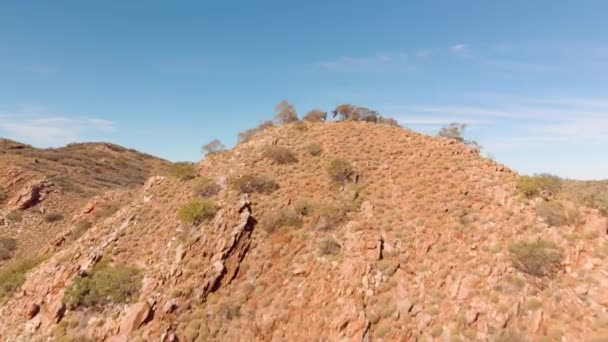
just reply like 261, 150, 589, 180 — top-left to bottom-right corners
327, 159, 356, 183
70, 220, 93, 241
238, 120, 275, 143
6, 210, 22, 222
95, 202, 121, 219
263, 146, 298, 164
318, 237, 341, 256
0, 237, 17, 261
192, 177, 221, 198
274, 100, 299, 124
44, 212, 64, 223
561, 180, 608, 215
508, 240, 563, 277
232, 175, 279, 194
260, 208, 301, 233
437, 122, 481, 150
294, 198, 313, 216
170, 162, 198, 181
304, 143, 323, 156
177, 199, 219, 225
537, 201, 572, 226
0, 254, 48, 300
65, 261, 141, 309
202, 139, 226, 156
303, 109, 327, 122
516, 174, 562, 198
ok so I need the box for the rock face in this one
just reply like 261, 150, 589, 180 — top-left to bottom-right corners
0, 123, 607, 341
10, 179, 54, 210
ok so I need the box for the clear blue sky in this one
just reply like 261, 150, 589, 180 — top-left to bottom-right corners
1, 1, 607, 179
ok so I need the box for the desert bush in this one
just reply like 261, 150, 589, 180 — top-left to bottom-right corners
313, 200, 352, 230
536, 201, 571, 226
260, 208, 302, 233
304, 143, 323, 156
238, 120, 275, 143
379, 117, 401, 127
516, 174, 562, 198
65, 262, 141, 309
177, 199, 219, 225
274, 100, 299, 124
202, 139, 226, 156
327, 159, 356, 183
437, 122, 481, 150
70, 220, 93, 241
6, 210, 22, 222
318, 237, 341, 256
294, 198, 313, 216
0, 237, 17, 252
0, 254, 47, 299
263, 146, 298, 164
95, 202, 121, 219
232, 175, 279, 194
508, 240, 563, 277
170, 162, 197, 181
192, 177, 221, 198
44, 212, 64, 223
0, 248, 10, 261
0, 189, 6, 203
303, 109, 327, 122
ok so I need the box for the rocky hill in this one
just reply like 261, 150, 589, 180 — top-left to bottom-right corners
0, 122, 607, 341
0, 139, 171, 261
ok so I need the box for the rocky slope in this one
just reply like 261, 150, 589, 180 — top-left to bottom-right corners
0, 139, 171, 260
0, 122, 607, 341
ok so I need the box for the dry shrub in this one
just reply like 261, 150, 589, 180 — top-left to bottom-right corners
304, 143, 323, 156
232, 175, 278, 194
327, 159, 356, 183
202, 139, 225, 156
192, 177, 221, 198
274, 100, 299, 124
0, 236, 17, 261
6, 211, 22, 222
536, 201, 573, 227
263, 146, 298, 164
303, 109, 327, 122
318, 237, 341, 256
260, 208, 302, 233
508, 240, 563, 277
44, 212, 64, 223
238, 120, 275, 143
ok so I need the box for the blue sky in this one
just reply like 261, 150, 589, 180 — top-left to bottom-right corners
1, 1, 607, 179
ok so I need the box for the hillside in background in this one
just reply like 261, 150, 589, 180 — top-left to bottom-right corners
0, 138, 171, 262
0, 121, 606, 341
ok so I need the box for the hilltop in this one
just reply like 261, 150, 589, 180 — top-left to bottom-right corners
0, 139, 171, 260
0, 121, 607, 341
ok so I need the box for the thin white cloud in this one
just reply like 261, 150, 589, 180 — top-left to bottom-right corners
450, 43, 467, 54
0, 112, 116, 147
318, 52, 411, 72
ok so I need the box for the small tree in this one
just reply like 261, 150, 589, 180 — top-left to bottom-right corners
202, 139, 225, 156
274, 100, 298, 124
303, 109, 327, 122
437, 122, 481, 150
332, 104, 358, 121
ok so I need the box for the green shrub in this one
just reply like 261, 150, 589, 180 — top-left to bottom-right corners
304, 143, 323, 156
536, 201, 570, 226
232, 175, 279, 194
516, 174, 562, 198
6, 210, 22, 222
65, 262, 141, 309
177, 199, 219, 225
170, 162, 197, 181
192, 177, 221, 198
508, 240, 563, 277
260, 208, 302, 233
318, 237, 341, 256
327, 159, 355, 183
0, 255, 48, 299
263, 146, 298, 164
44, 212, 64, 223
